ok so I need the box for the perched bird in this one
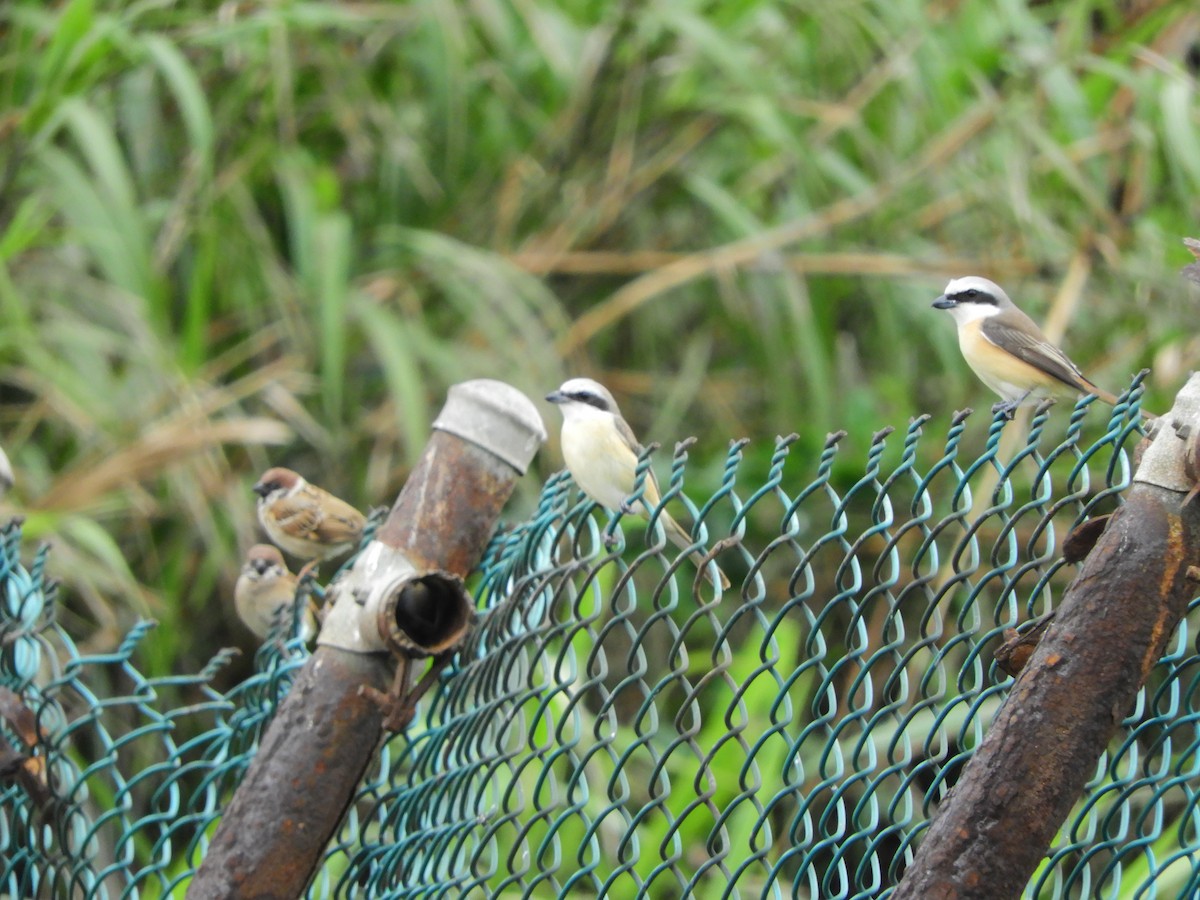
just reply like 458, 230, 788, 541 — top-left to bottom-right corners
932, 276, 1118, 418
234, 543, 317, 641
252, 467, 366, 562
546, 377, 730, 589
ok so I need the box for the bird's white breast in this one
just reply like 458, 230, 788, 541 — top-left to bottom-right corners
560, 414, 639, 511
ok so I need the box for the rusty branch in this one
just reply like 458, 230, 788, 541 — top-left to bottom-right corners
187, 381, 545, 899
893, 376, 1200, 899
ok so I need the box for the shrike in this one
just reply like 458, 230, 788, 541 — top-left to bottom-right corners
932, 276, 1118, 418
546, 378, 730, 589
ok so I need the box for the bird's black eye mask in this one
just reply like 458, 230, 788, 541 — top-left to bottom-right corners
954, 288, 996, 305
572, 392, 610, 411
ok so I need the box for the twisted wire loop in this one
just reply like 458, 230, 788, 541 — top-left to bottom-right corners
5, 373, 1200, 899
0, 518, 313, 899
332, 375, 1181, 899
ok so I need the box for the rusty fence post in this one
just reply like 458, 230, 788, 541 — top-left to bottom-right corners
188, 380, 545, 899
892, 373, 1200, 900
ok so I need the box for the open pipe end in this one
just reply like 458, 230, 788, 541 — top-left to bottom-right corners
378, 571, 472, 657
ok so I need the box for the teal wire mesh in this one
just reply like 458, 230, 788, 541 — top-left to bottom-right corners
3, 377, 1198, 898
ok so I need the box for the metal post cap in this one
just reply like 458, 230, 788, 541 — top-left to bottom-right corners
431, 379, 547, 474
1136, 371, 1200, 492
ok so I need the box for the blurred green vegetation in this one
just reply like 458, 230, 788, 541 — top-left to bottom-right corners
0, 0, 1196, 682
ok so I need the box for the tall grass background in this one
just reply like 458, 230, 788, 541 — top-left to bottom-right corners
0, 0, 1197, 886
3, 0, 1195, 680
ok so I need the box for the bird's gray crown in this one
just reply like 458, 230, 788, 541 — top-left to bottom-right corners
549, 378, 617, 413
943, 275, 1007, 306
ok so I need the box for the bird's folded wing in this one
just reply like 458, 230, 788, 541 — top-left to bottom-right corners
315, 503, 365, 545
980, 318, 1095, 391
274, 496, 361, 546
614, 416, 666, 508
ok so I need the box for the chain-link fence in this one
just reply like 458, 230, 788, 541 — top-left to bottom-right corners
6, 377, 1197, 898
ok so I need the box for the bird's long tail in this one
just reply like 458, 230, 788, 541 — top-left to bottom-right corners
659, 509, 731, 590
1081, 379, 1158, 418
1086, 382, 1120, 407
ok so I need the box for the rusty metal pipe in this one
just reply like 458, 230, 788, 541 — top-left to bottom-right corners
188, 380, 545, 899
893, 374, 1200, 900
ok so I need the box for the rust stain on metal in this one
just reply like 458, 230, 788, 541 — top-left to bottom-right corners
1139, 511, 1186, 679
376, 432, 515, 575
190, 648, 393, 898
190, 396, 538, 899
893, 483, 1200, 900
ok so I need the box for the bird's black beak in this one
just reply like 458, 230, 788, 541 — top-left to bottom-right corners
251, 558, 272, 575
251, 481, 270, 498
545, 390, 567, 404
931, 295, 956, 309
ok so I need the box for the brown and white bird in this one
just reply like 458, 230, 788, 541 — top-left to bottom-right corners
252, 467, 366, 562
234, 543, 317, 641
932, 276, 1118, 418
546, 378, 730, 589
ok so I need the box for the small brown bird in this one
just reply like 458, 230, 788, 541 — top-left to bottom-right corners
234, 543, 317, 640
252, 467, 366, 562
932, 276, 1118, 418
546, 378, 730, 590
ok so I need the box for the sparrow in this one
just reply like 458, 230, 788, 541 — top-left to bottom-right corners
234, 543, 317, 640
546, 377, 730, 589
252, 467, 366, 561
932, 276, 1119, 418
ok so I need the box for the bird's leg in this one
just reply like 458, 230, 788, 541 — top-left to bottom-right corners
991, 392, 1031, 420
604, 500, 638, 549
603, 519, 620, 549
295, 560, 326, 622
